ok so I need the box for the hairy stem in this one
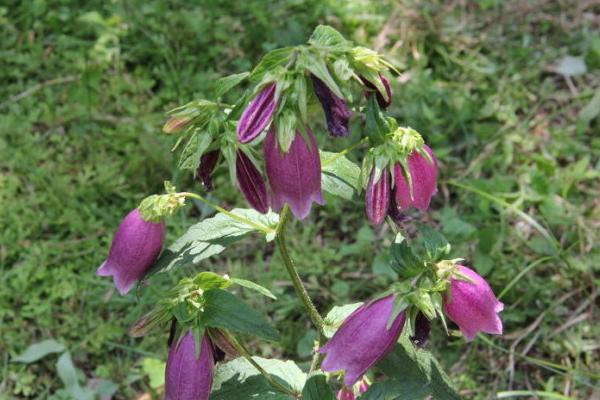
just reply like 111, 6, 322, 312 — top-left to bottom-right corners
276, 205, 326, 337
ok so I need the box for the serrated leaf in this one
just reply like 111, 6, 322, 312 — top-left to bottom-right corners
302, 375, 336, 400
12, 340, 65, 363
320, 150, 361, 200
323, 303, 362, 338
230, 278, 277, 300
251, 47, 295, 82
370, 336, 460, 400
214, 72, 249, 98
417, 225, 451, 261
149, 209, 279, 274
211, 357, 305, 399
390, 242, 423, 278
308, 25, 351, 52
201, 289, 280, 342
179, 131, 213, 171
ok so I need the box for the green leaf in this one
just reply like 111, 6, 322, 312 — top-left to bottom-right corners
302, 375, 336, 400
390, 242, 423, 278
12, 340, 65, 363
417, 225, 451, 261
211, 357, 305, 399
323, 303, 362, 338
365, 94, 389, 143
320, 150, 361, 200
369, 336, 460, 400
300, 52, 344, 99
141, 358, 165, 389
194, 271, 233, 291
276, 110, 297, 153
251, 47, 295, 82
56, 352, 95, 400
308, 25, 351, 52
201, 289, 280, 342
178, 131, 213, 171
150, 209, 279, 274
214, 72, 249, 98
230, 278, 277, 300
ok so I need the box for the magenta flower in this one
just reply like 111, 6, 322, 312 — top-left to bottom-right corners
97, 209, 165, 295
165, 331, 215, 400
197, 150, 220, 191
264, 127, 324, 219
310, 75, 352, 137
237, 83, 277, 143
362, 74, 392, 109
365, 168, 390, 225
320, 295, 406, 386
443, 265, 504, 341
392, 145, 438, 212
337, 388, 355, 400
236, 150, 269, 213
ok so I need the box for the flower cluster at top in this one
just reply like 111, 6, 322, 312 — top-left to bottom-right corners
95, 25, 504, 400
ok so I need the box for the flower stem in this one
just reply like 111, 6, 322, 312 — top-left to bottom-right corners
275, 205, 326, 338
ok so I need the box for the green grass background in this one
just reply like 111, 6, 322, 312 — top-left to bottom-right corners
1, 0, 599, 398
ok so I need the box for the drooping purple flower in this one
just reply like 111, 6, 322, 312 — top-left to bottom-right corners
264, 127, 324, 219
237, 83, 277, 143
443, 265, 504, 341
362, 74, 392, 109
97, 209, 165, 295
358, 379, 370, 394
365, 168, 390, 225
310, 75, 352, 137
236, 149, 269, 213
320, 295, 406, 386
197, 150, 220, 191
393, 145, 438, 212
410, 312, 431, 348
165, 331, 215, 400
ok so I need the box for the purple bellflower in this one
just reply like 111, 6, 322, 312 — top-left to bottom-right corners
310, 75, 352, 137
320, 294, 406, 386
362, 74, 392, 109
237, 83, 277, 143
264, 127, 324, 219
197, 150, 220, 191
365, 168, 390, 225
392, 145, 438, 212
97, 208, 165, 295
444, 265, 504, 341
236, 149, 269, 213
165, 331, 215, 400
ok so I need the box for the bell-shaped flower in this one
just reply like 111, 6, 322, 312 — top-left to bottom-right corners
237, 83, 277, 143
362, 74, 392, 109
443, 265, 504, 341
392, 145, 438, 212
236, 149, 269, 213
320, 294, 406, 386
97, 208, 165, 295
310, 75, 352, 137
165, 331, 215, 400
264, 127, 324, 219
365, 168, 390, 225
197, 150, 220, 191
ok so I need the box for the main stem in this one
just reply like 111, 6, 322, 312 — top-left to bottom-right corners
275, 205, 326, 339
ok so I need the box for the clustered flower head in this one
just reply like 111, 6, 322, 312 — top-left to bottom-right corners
363, 127, 438, 225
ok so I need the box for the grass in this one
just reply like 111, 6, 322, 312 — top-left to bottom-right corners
1, 0, 599, 398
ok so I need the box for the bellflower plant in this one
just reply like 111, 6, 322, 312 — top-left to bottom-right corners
98, 25, 503, 399
165, 331, 215, 400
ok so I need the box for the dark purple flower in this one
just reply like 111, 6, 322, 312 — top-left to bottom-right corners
362, 74, 392, 109
310, 75, 352, 137
365, 168, 390, 225
393, 145, 438, 212
264, 127, 324, 219
197, 150, 220, 191
237, 83, 277, 143
236, 150, 269, 213
165, 331, 215, 400
444, 265, 504, 341
97, 208, 165, 295
410, 312, 431, 348
320, 295, 406, 386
